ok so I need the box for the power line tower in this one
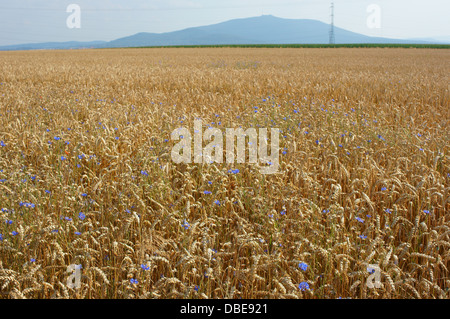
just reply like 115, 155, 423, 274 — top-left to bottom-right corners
329, 2, 335, 44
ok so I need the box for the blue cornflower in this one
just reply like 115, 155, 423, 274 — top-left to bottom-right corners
0, 234, 2, 241
280, 210, 286, 215
130, 279, 138, 284
6, 220, 12, 225
227, 169, 239, 174
78, 212, 86, 220
81, 193, 87, 197
214, 200, 220, 205
194, 285, 199, 292
64, 217, 72, 221
0, 141, 5, 147
298, 282, 310, 291
11, 231, 18, 236
141, 170, 148, 176
60, 156, 66, 161
75, 232, 82, 235
381, 187, 387, 191
30, 258, 36, 263
356, 217, 364, 223
385, 208, 392, 214
203, 191, 212, 195
423, 210, 430, 214
182, 220, 190, 230
359, 235, 367, 239
19, 202, 35, 208
54, 136, 61, 141
298, 262, 308, 271
141, 264, 150, 271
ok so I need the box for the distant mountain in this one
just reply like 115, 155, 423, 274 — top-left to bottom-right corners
0, 15, 446, 51
406, 36, 450, 44
0, 41, 106, 51
104, 15, 436, 48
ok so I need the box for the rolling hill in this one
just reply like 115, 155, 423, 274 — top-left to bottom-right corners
1, 15, 447, 51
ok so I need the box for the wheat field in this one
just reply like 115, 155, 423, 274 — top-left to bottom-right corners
0, 48, 448, 299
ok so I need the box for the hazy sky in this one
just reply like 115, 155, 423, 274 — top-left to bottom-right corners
0, 0, 449, 45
